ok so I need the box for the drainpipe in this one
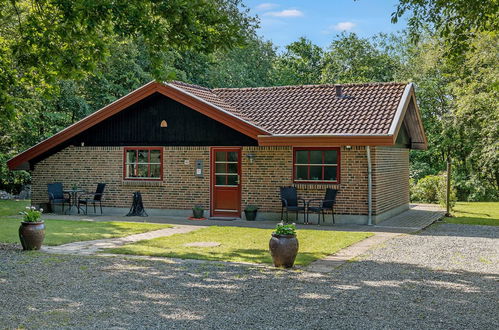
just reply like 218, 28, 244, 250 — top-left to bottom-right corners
366, 146, 373, 225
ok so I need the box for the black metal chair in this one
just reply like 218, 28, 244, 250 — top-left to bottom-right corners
78, 183, 106, 214
47, 183, 70, 214
307, 188, 338, 225
280, 186, 306, 223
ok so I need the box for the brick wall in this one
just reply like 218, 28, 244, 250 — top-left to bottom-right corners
32, 146, 210, 210
372, 146, 410, 215
31, 145, 408, 217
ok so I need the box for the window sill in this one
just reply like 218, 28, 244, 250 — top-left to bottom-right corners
122, 180, 163, 187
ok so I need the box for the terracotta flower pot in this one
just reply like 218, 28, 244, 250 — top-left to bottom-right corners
269, 233, 299, 268
19, 221, 45, 250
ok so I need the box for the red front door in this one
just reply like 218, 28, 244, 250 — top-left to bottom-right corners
211, 147, 241, 218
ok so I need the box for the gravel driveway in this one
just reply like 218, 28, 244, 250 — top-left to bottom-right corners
1, 223, 497, 329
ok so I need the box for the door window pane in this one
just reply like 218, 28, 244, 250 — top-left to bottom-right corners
216, 175, 226, 185
227, 163, 238, 173
215, 152, 226, 161
227, 152, 238, 162
227, 175, 238, 186
216, 163, 226, 173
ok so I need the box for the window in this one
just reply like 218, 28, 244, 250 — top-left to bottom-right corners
124, 148, 162, 180
294, 148, 340, 183
214, 151, 239, 186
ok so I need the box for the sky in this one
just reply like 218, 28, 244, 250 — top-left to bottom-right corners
243, 0, 408, 49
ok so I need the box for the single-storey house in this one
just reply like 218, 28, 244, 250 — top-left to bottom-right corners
8, 80, 427, 224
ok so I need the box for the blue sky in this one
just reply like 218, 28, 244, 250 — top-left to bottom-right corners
244, 0, 407, 49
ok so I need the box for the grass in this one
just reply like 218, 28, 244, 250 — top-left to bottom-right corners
0, 199, 30, 216
0, 218, 171, 245
445, 202, 499, 226
0, 199, 172, 245
106, 226, 373, 266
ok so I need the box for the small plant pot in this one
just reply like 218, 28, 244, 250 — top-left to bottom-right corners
269, 233, 299, 268
244, 210, 258, 221
192, 208, 204, 219
19, 221, 45, 250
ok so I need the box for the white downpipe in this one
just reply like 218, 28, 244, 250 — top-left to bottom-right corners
366, 146, 373, 225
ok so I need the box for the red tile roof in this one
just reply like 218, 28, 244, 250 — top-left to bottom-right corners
170, 81, 408, 135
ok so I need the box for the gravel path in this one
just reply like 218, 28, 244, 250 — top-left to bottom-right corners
0, 223, 497, 329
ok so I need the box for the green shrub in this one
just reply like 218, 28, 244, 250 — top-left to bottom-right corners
274, 223, 296, 236
410, 173, 456, 207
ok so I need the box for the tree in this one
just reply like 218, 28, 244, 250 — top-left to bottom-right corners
392, 0, 499, 57
321, 33, 399, 84
0, 0, 257, 122
272, 37, 324, 85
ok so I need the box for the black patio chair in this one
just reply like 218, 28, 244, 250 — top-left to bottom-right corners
47, 183, 70, 214
280, 186, 306, 223
78, 183, 106, 214
307, 188, 338, 225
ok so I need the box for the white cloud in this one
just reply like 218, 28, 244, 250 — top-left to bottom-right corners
333, 21, 356, 31
264, 9, 304, 18
255, 3, 279, 11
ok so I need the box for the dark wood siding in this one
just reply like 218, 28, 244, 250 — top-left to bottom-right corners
31, 93, 257, 167
69, 93, 257, 146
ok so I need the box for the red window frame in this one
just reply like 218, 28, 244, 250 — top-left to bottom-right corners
123, 147, 163, 181
293, 147, 340, 184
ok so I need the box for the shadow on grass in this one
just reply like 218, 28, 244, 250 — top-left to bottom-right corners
107, 247, 324, 266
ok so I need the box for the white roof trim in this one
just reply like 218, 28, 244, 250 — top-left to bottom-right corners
388, 83, 413, 135
166, 82, 271, 135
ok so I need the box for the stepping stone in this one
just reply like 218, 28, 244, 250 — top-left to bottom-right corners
184, 241, 221, 247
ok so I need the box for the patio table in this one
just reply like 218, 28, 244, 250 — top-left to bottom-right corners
63, 189, 85, 214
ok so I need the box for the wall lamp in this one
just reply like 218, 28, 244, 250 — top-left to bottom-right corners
246, 153, 256, 163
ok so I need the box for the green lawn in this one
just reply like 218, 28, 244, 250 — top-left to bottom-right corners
0, 199, 30, 216
445, 202, 499, 226
107, 226, 373, 266
1, 218, 171, 246
0, 200, 172, 245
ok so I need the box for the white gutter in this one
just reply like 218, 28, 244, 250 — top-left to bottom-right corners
366, 146, 373, 225
388, 83, 413, 135
166, 83, 271, 135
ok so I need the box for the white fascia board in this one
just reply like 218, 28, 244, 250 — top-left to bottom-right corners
388, 83, 413, 135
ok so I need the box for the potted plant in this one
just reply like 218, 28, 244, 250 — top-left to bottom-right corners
192, 205, 205, 219
244, 205, 259, 221
18, 206, 45, 250
269, 223, 299, 268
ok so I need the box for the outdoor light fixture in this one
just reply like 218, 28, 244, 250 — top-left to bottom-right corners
246, 153, 256, 163
345, 145, 352, 150
160, 120, 168, 128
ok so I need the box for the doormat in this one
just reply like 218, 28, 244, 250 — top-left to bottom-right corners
187, 217, 207, 221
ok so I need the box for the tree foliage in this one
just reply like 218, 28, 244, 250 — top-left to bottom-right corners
392, 0, 499, 57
